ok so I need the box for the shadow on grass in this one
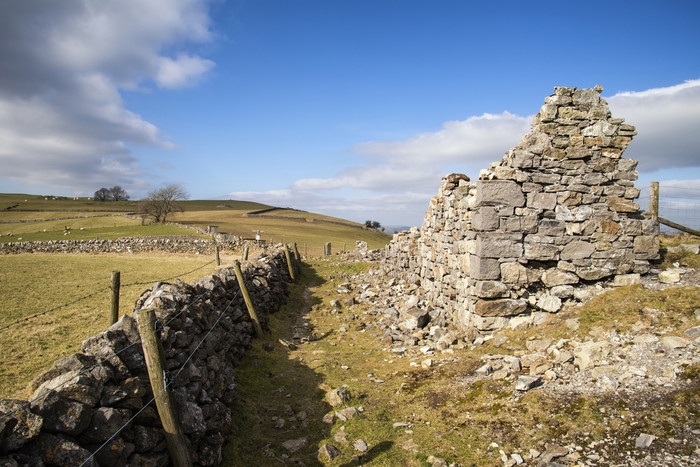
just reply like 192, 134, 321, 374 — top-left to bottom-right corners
223, 262, 333, 466
338, 441, 394, 466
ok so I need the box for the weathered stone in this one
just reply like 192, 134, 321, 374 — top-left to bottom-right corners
475, 233, 523, 258
475, 299, 527, 317
475, 180, 525, 207
30, 391, 92, 436
473, 281, 509, 298
560, 241, 596, 261
326, 388, 351, 407
633, 235, 659, 260
469, 256, 501, 280
282, 438, 307, 453
515, 375, 543, 391
541, 269, 579, 287
536, 295, 562, 313
23, 433, 98, 466
0, 400, 43, 451
612, 274, 641, 287
400, 307, 431, 330
471, 207, 499, 231
318, 443, 342, 461
607, 196, 639, 212
573, 341, 611, 371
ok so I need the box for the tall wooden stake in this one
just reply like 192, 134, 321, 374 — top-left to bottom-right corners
232, 260, 264, 337
293, 242, 301, 261
242, 244, 249, 261
137, 309, 192, 467
110, 271, 120, 325
650, 181, 659, 221
215, 244, 220, 267
284, 244, 296, 282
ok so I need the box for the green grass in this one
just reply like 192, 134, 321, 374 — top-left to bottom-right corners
0, 216, 202, 243
0, 253, 222, 398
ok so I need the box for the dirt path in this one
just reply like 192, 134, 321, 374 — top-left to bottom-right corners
223, 258, 700, 466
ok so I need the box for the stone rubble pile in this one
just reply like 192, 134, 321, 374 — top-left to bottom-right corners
383, 86, 660, 334
0, 245, 299, 466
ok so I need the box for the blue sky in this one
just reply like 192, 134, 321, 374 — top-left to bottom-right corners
1, 0, 699, 227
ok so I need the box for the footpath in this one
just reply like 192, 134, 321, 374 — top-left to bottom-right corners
224, 253, 700, 466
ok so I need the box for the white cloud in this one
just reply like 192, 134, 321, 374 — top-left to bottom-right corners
0, 0, 215, 193
607, 79, 700, 172
156, 54, 215, 88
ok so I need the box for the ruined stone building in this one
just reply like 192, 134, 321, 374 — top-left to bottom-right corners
382, 86, 659, 333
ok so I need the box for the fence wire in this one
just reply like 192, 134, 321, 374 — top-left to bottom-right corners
638, 183, 700, 233
1, 259, 217, 333
0, 291, 209, 424
80, 289, 241, 466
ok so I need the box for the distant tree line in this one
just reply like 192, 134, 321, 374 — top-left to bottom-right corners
94, 186, 130, 201
365, 220, 383, 231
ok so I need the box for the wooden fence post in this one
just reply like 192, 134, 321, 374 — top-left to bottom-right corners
242, 244, 249, 261
284, 244, 296, 282
293, 242, 301, 262
215, 244, 220, 267
324, 242, 331, 256
650, 181, 659, 221
232, 260, 264, 337
136, 309, 192, 467
110, 271, 120, 325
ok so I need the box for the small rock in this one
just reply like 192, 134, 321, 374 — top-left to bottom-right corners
326, 388, 351, 407
658, 270, 681, 283
321, 413, 334, 424
334, 431, 349, 444
685, 326, 700, 339
476, 363, 493, 376
597, 375, 619, 392
353, 439, 368, 452
661, 336, 691, 351
515, 375, 542, 391
282, 438, 307, 453
421, 359, 433, 369
635, 433, 657, 448
318, 443, 342, 460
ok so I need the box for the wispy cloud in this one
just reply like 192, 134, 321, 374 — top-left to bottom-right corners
607, 79, 700, 172
0, 0, 215, 192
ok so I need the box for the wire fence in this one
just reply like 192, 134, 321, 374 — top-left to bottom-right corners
0, 258, 216, 334
638, 182, 700, 233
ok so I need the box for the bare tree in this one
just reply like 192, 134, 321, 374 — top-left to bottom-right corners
139, 183, 189, 223
109, 186, 130, 201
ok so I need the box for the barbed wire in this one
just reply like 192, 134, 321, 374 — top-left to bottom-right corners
122, 259, 217, 287
0, 260, 217, 333
0, 286, 111, 333
0, 290, 209, 424
80, 290, 241, 466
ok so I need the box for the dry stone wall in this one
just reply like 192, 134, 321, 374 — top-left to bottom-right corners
0, 245, 299, 466
0, 236, 241, 255
383, 86, 659, 333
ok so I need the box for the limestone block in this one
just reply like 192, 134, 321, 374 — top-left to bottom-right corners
560, 240, 596, 261
612, 274, 641, 286
573, 341, 612, 371
473, 280, 509, 298
527, 192, 557, 210
536, 295, 562, 313
475, 180, 525, 207
538, 220, 565, 236
475, 299, 528, 317
520, 132, 550, 154
599, 219, 621, 234
469, 255, 501, 280
541, 268, 579, 287
606, 196, 639, 213
475, 233, 523, 258
633, 235, 660, 260
524, 243, 559, 261
471, 206, 499, 231
500, 262, 529, 285
658, 270, 681, 284
582, 121, 617, 137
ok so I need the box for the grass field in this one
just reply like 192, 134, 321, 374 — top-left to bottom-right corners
0, 253, 223, 398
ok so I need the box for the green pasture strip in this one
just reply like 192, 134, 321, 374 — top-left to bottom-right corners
173, 210, 391, 256
178, 199, 271, 212
0, 252, 221, 398
0, 217, 201, 243
0, 193, 135, 211
0, 211, 130, 221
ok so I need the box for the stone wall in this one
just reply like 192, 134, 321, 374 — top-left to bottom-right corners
382, 86, 659, 332
0, 245, 300, 466
0, 236, 242, 255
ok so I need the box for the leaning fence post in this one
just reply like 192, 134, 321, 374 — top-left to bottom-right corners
215, 244, 220, 267
136, 308, 192, 467
650, 181, 659, 221
284, 244, 296, 282
232, 260, 264, 337
242, 244, 249, 261
293, 242, 301, 262
110, 271, 120, 325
